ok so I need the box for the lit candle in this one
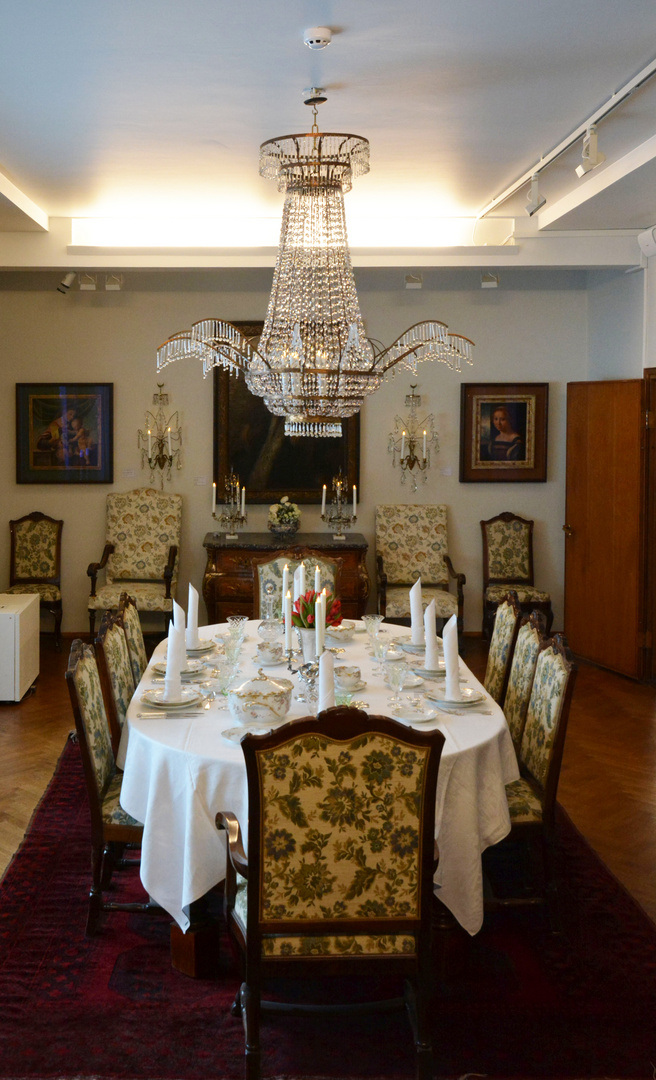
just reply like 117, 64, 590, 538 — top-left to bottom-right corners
282, 563, 289, 599
299, 561, 306, 597
401, 431, 406, 459
353, 485, 357, 515
147, 429, 152, 456
212, 481, 216, 514
284, 589, 293, 651
167, 427, 172, 455
321, 484, 326, 515
423, 430, 427, 458
314, 564, 321, 595
315, 593, 324, 656
241, 485, 246, 517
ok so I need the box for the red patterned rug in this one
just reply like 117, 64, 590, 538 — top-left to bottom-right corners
1, 736, 656, 1080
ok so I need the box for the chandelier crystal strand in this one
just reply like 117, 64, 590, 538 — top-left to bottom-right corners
154, 114, 474, 436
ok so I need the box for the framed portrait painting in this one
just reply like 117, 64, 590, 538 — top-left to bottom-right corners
459, 382, 548, 482
213, 321, 359, 504
16, 383, 114, 484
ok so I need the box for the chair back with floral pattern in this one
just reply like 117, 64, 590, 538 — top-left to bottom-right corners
518, 635, 577, 824
10, 511, 63, 585
239, 708, 444, 959
375, 504, 450, 586
105, 488, 182, 586
503, 612, 546, 752
118, 592, 148, 686
66, 640, 116, 830
483, 591, 522, 704
252, 550, 342, 618
95, 610, 136, 755
481, 511, 534, 587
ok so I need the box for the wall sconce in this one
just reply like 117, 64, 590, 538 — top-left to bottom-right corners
388, 384, 439, 492
137, 383, 182, 488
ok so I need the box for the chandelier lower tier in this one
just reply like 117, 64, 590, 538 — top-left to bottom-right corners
156, 125, 474, 438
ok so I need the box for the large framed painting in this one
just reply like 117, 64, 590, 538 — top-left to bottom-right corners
213, 322, 360, 503
16, 382, 114, 484
459, 382, 548, 483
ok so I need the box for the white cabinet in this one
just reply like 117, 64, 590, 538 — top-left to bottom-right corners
0, 593, 40, 701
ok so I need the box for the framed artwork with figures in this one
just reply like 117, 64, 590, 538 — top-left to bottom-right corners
459, 382, 548, 482
212, 321, 359, 503
16, 382, 114, 484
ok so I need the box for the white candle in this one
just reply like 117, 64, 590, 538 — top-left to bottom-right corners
315, 593, 324, 656
314, 564, 321, 595
167, 427, 172, 455
423, 430, 427, 458
353, 485, 357, 515
212, 481, 216, 514
282, 563, 289, 600
299, 561, 306, 597
241, 486, 246, 517
147, 429, 152, 456
401, 431, 406, 459
321, 484, 326, 515
284, 590, 293, 650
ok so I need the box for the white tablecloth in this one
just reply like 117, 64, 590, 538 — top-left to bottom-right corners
118, 621, 519, 935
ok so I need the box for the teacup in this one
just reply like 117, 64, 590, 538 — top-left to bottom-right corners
255, 641, 283, 664
334, 665, 361, 689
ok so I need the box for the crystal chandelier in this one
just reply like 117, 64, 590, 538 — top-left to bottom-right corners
156, 95, 474, 438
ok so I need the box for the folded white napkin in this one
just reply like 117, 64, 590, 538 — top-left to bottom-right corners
442, 614, 462, 702
173, 598, 185, 634
409, 578, 424, 646
424, 599, 441, 672
318, 650, 335, 713
164, 604, 186, 701
186, 583, 201, 649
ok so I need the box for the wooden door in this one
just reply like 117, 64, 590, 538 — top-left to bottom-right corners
565, 380, 648, 679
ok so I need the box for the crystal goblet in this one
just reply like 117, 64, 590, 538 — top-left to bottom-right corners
386, 660, 410, 708
362, 614, 384, 645
227, 615, 248, 642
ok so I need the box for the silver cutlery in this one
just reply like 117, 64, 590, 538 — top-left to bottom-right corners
136, 710, 205, 718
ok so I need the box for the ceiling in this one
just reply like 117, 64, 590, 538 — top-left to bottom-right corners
2, 0, 656, 265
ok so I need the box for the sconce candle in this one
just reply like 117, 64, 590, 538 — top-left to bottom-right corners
321, 484, 327, 515
212, 482, 216, 514
353, 485, 357, 515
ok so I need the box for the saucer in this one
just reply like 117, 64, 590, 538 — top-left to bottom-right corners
141, 686, 203, 709
390, 702, 438, 724
152, 658, 205, 677
221, 723, 273, 745
335, 678, 367, 693
253, 656, 285, 668
386, 672, 424, 689
424, 686, 486, 708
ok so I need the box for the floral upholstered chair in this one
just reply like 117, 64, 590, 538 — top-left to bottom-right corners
251, 549, 342, 618
7, 511, 63, 649
94, 610, 136, 755
87, 487, 182, 636
503, 611, 547, 753
480, 511, 553, 639
483, 591, 522, 705
217, 707, 445, 1080
375, 504, 465, 633
118, 591, 148, 686
65, 640, 154, 936
486, 635, 577, 915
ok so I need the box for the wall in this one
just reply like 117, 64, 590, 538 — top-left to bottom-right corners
586, 268, 645, 378
0, 266, 602, 635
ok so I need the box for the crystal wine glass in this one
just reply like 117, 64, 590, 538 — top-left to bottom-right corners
386, 660, 410, 708
227, 615, 248, 642
362, 614, 384, 646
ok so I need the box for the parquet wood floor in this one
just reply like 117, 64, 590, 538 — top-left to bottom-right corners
2, 633, 655, 925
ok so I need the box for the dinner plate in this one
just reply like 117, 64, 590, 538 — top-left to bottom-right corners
398, 640, 427, 655
141, 686, 203, 709
213, 634, 251, 646
186, 641, 217, 655
390, 701, 438, 724
221, 723, 272, 745
252, 657, 285, 668
424, 685, 486, 708
151, 658, 205, 677
334, 678, 367, 693
386, 671, 424, 689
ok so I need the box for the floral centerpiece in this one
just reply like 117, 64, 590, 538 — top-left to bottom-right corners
292, 589, 342, 628
268, 495, 301, 538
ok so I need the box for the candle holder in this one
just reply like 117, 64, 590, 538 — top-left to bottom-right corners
137, 383, 182, 489
320, 470, 357, 539
388, 384, 438, 493
213, 472, 247, 539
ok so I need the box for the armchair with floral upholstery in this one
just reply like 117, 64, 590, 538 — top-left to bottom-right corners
7, 511, 63, 649
118, 591, 149, 687
480, 511, 553, 640
216, 706, 445, 1080
375, 504, 465, 633
95, 609, 136, 756
251, 549, 342, 618
502, 611, 547, 753
87, 488, 181, 636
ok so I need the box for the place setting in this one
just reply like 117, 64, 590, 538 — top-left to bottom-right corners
140, 594, 214, 716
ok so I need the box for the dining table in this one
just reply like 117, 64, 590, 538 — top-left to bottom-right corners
117, 619, 519, 937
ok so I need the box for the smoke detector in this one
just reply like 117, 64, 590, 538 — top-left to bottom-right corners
303, 26, 332, 50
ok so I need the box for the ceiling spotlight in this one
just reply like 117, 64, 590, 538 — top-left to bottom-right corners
575, 125, 606, 178
303, 26, 332, 49
405, 274, 423, 290
56, 271, 76, 294
525, 174, 546, 217
481, 272, 499, 289
105, 273, 123, 291
78, 273, 97, 291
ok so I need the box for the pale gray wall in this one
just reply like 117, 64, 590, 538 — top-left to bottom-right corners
0, 266, 639, 634
587, 268, 644, 378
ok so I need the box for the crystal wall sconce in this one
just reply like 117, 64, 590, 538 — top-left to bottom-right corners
137, 383, 182, 488
388, 385, 439, 492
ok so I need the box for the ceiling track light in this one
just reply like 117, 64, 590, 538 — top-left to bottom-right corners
56, 271, 76, 294
105, 273, 123, 291
525, 174, 546, 217
78, 273, 97, 291
575, 125, 606, 178
481, 272, 499, 289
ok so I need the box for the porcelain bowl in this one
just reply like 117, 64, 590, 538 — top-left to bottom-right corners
227, 669, 293, 726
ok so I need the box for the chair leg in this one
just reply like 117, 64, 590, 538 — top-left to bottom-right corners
404, 977, 433, 1080
88, 610, 96, 638
86, 842, 104, 937
240, 982, 261, 1080
54, 604, 62, 650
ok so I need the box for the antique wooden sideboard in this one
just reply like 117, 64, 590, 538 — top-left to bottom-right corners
202, 531, 370, 623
